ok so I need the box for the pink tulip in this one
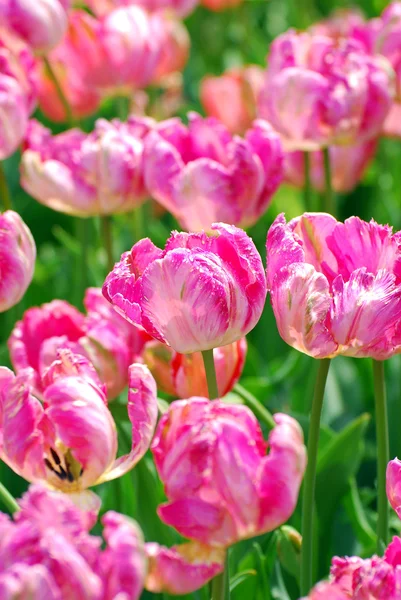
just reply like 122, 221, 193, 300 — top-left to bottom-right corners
266, 213, 401, 359
36, 10, 102, 122
201, 0, 242, 11
0, 0, 70, 53
86, 0, 198, 18
152, 400, 306, 547
258, 31, 394, 150
145, 541, 225, 594
103, 223, 267, 354
284, 140, 377, 193
0, 354, 158, 502
143, 338, 246, 398
200, 66, 265, 135
21, 117, 152, 217
330, 553, 401, 599
85, 6, 165, 93
0, 484, 146, 599
302, 583, 348, 600
8, 290, 147, 399
309, 8, 367, 41
386, 459, 401, 520
0, 211, 36, 313
152, 14, 190, 83
0, 35, 37, 159
144, 113, 283, 230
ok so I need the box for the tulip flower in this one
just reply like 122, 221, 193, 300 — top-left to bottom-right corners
386, 459, 401, 520
266, 212, 401, 360
85, 6, 165, 93
152, 399, 307, 547
86, 0, 198, 18
258, 31, 395, 150
0, 352, 158, 504
143, 338, 246, 398
284, 140, 377, 194
0, 484, 146, 599
103, 223, 267, 354
0, 211, 36, 313
36, 10, 102, 122
145, 542, 225, 594
309, 8, 367, 41
152, 14, 190, 83
200, 66, 265, 135
302, 582, 349, 599
144, 113, 283, 230
8, 290, 148, 399
20, 117, 152, 217
0, 36, 37, 159
0, 0, 70, 53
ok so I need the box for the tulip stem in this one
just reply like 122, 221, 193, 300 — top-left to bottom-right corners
300, 358, 331, 595
0, 163, 12, 211
234, 383, 275, 430
0, 482, 19, 514
211, 563, 227, 600
75, 218, 89, 306
372, 359, 389, 552
43, 56, 74, 127
101, 215, 114, 273
202, 349, 219, 400
322, 147, 335, 216
303, 151, 312, 212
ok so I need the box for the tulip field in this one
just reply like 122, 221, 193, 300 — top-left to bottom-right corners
2, 0, 401, 598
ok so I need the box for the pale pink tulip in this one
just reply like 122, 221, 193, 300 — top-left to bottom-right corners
0, 354, 158, 501
0, 211, 36, 313
144, 113, 283, 230
8, 291, 148, 399
0, 0, 70, 53
387, 458, 401, 520
145, 542, 224, 594
86, 0, 198, 18
258, 31, 395, 150
266, 213, 401, 359
152, 401, 306, 547
85, 6, 165, 93
36, 10, 102, 122
309, 8, 367, 41
103, 223, 267, 354
201, 0, 242, 11
0, 35, 37, 158
152, 14, 189, 83
201, 66, 265, 135
143, 338, 246, 398
0, 484, 146, 599
284, 141, 377, 193
21, 117, 152, 217
302, 582, 349, 599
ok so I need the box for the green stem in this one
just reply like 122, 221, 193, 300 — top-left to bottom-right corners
201, 349, 218, 400
234, 383, 275, 430
0, 482, 19, 514
0, 163, 12, 211
116, 95, 131, 121
322, 147, 335, 216
43, 56, 74, 127
75, 218, 89, 306
303, 151, 312, 212
133, 203, 144, 241
101, 215, 114, 273
372, 359, 389, 552
211, 569, 226, 600
300, 358, 331, 595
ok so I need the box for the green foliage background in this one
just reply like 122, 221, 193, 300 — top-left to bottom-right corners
1, 0, 400, 598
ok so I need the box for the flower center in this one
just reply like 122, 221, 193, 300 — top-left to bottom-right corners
44, 447, 83, 485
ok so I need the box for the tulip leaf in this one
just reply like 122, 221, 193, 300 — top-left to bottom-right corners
229, 570, 257, 592
343, 477, 376, 551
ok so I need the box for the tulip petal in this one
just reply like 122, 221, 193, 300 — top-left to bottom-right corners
145, 541, 225, 594
386, 459, 401, 521
270, 262, 337, 358
101, 511, 146, 600
258, 413, 307, 533
266, 213, 305, 290
99, 364, 158, 482
330, 268, 401, 356
158, 497, 237, 546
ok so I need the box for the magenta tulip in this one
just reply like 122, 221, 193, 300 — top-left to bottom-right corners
103, 223, 267, 354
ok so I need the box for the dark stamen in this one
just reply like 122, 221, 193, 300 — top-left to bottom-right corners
44, 458, 57, 473
50, 448, 61, 465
